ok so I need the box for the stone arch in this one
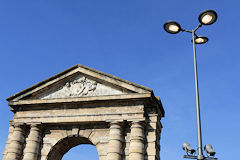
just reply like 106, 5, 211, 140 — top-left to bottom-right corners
47, 136, 97, 160
3, 64, 165, 160
40, 124, 108, 160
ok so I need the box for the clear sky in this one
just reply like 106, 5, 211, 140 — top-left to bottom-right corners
0, 0, 239, 160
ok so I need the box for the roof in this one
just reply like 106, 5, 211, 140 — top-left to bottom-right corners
7, 64, 165, 117
7, 64, 152, 101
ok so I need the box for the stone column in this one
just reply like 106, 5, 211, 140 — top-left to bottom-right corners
106, 122, 123, 160
2, 121, 14, 160
22, 124, 42, 160
129, 121, 145, 160
6, 123, 25, 160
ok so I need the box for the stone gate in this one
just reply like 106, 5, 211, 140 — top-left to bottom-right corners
3, 64, 164, 160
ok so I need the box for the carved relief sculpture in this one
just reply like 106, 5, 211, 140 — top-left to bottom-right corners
41, 75, 123, 99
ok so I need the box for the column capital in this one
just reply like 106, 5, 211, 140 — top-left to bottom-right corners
29, 122, 41, 127
107, 120, 124, 128
130, 121, 146, 128
27, 122, 44, 130
13, 122, 26, 128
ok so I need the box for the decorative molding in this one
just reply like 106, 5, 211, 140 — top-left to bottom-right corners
40, 75, 123, 99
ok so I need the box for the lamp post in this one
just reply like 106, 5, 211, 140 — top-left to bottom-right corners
163, 10, 218, 160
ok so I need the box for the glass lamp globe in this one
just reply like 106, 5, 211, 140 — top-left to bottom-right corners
163, 21, 181, 34
199, 10, 217, 25
192, 36, 208, 44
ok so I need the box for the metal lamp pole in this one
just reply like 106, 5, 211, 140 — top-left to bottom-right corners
163, 10, 218, 160
180, 25, 205, 159
192, 27, 204, 160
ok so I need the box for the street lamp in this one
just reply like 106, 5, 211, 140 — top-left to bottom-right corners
163, 10, 218, 160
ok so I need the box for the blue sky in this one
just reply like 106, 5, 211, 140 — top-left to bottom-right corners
0, 0, 239, 159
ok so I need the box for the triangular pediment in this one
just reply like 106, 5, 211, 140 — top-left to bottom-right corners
7, 64, 152, 102
38, 74, 127, 99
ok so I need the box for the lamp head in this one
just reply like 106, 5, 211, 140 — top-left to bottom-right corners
204, 144, 216, 156
199, 10, 217, 25
163, 21, 181, 34
182, 142, 196, 154
192, 36, 208, 44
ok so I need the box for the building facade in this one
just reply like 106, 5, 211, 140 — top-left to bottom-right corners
3, 64, 164, 160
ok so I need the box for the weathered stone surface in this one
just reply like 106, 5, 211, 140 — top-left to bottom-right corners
3, 64, 164, 160
40, 75, 125, 99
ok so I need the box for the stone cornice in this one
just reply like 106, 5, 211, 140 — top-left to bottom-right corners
9, 93, 152, 106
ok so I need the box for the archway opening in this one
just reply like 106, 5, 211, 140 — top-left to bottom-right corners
47, 136, 99, 160
62, 144, 98, 160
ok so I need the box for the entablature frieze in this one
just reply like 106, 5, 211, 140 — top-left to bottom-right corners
9, 93, 152, 106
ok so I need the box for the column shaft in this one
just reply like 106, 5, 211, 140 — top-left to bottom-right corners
22, 124, 41, 160
129, 121, 145, 160
6, 124, 25, 160
106, 122, 123, 160
2, 123, 14, 160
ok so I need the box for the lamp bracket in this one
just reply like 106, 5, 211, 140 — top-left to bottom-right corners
181, 29, 201, 38
181, 23, 202, 35
181, 28, 192, 33
194, 23, 202, 32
